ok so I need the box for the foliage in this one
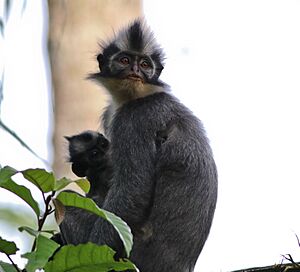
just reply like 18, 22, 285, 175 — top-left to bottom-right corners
44, 243, 136, 272
0, 166, 136, 272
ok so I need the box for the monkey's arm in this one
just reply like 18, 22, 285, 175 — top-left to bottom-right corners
85, 117, 157, 249
85, 161, 113, 200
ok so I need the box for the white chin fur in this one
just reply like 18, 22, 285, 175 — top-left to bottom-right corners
96, 77, 165, 106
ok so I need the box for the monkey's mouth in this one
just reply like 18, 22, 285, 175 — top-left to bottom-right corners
126, 74, 144, 82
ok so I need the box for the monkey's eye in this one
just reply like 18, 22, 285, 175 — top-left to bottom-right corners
119, 57, 130, 65
100, 140, 109, 149
90, 149, 98, 157
140, 60, 151, 69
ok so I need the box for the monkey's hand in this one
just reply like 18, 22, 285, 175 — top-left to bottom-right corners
65, 131, 112, 199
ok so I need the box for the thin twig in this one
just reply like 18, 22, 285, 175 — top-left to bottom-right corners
295, 233, 300, 248
31, 191, 56, 251
282, 254, 300, 268
231, 262, 300, 272
6, 253, 21, 272
41, 191, 47, 207
0, 119, 50, 167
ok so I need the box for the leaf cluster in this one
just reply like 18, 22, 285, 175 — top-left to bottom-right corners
0, 166, 136, 272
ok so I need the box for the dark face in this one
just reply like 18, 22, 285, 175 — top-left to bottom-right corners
109, 51, 155, 83
67, 132, 109, 177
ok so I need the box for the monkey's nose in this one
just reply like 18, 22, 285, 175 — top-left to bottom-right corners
131, 62, 139, 73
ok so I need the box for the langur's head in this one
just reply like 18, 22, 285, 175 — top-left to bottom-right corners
89, 19, 167, 102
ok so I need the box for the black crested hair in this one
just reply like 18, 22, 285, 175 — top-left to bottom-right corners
127, 20, 144, 52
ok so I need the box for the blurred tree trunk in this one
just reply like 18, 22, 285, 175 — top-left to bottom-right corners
48, 0, 142, 178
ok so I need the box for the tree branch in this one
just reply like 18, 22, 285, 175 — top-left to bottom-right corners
231, 262, 300, 272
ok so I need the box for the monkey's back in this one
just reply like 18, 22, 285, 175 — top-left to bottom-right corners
109, 92, 218, 272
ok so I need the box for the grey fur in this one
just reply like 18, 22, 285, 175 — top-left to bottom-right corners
58, 19, 218, 272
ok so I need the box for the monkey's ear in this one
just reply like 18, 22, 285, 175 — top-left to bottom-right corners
64, 136, 72, 142
97, 54, 104, 71
155, 65, 164, 78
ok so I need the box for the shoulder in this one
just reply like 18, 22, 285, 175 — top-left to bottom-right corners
119, 91, 180, 114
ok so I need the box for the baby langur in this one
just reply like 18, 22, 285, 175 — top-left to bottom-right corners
51, 131, 111, 247
65, 131, 112, 200
58, 19, 218, 272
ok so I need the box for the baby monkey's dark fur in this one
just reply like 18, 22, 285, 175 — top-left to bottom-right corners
56, 19, 218, 272
65, 131, 112, 200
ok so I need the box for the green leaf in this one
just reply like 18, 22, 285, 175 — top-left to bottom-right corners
53, 177, 72, 191
0, 179, 40, 217
0, 237, 18, 255
22, 168, 55, 193
56, 191, 133, 257
44, 243, 137, 272
54, 177, 90, 193
74, 178, 90, 193
0, 166, 18, 184
18, 226, 39, 237
22, 235, 60, 272
0, 261, 18, 272
19, 226, 56, 237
